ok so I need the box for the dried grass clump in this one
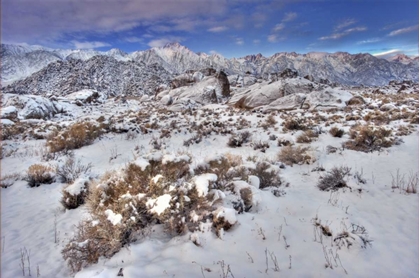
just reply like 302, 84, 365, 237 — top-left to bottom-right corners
56, 156, 92, 183
227, 131, 252, 147
329, 126, 345, 138
47, 121, 103, 153
26, 164, 54, 187
249, 161, 282, 188
296, 130, 318, 143
195, 154, 243, 187
343, 125, 394, 152
61, 178, 90, 210
282, 117, 309, 131
317, 166, 351, 191
277, 146, 314, 166
62, 155, 216, 273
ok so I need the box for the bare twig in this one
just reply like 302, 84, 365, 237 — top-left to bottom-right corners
246, 251, 254, 263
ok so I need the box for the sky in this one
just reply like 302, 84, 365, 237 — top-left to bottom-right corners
2, 0, 419, 59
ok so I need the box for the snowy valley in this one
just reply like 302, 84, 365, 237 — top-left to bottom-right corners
1, 44, 419, 278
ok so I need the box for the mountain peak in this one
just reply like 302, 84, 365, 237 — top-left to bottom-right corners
163, 42, 184, 49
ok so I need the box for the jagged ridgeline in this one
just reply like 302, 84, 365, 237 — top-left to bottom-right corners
1, 43, 419, 91
2, 56, 172, 97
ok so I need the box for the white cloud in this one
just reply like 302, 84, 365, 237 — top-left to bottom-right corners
209, 50, 221, 55
72, 41, 111, 49
319, 26, 367, 40
272, 23, 285, 32
372, 49, 403, 59
268, 35, 278, 43
235, 38, 244, 45
208, 26, 228, 33
2, 0, 228, 43
253, 39, 261, 44
124, 36, 144, 43
335, 19, 357, 31
283, 12, 297, 22
148, 37, 183, 48
357, 38, 380, 44
388, 25, 419, 36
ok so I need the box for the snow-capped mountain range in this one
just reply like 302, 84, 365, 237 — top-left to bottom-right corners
1, 43, 418, 90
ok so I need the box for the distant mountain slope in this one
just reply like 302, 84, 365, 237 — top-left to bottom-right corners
2, 56, 171, 97
1, 43, 418, 87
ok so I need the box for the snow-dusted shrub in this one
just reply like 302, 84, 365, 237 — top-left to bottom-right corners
227, 131, 252, 147
26, 164, 55, 187
0, 172, 21, 188
282, 117, 309, 131
252, 140, 269, 152
249, 161, 282, 189
343, 124, 394, 152
277, 137, 292, 147
277, 146, 314, 166
329, 126, 345, 138
63, 155, 217, 273
56, 156, 92, 183
317, 166, 351, 191
61, 177, 91, 209
1, 123, 26, 140
296, 130, 317, 143
194, 153, 243, 187
47, 121, 103, 153
183, 133, 202, 147
212, 207, 237, 238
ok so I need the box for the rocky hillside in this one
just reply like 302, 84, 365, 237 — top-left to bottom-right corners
2, 43, 418, 88
2, 56, 171, 97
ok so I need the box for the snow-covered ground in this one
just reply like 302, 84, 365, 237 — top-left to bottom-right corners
1, 83, 419, 278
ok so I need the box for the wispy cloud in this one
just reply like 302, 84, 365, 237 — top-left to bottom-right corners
208, 26, 228, 33
268, 34, 278, 43
372, 49, 403, 59
209, 50, 222, 55
272, 23, 285, 32
335, 18, 357, 31
319, 26, 366, 40
124, 36, 144, 43
283, 12, 297, 22
357, 38, 380, 44
148, 37, 184, 48
388, 25, 419, 36
72, 40, 111, 49
235, 38, 244, 45
253, 39, 261, 44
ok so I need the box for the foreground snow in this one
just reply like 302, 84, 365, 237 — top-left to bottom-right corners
1, 112, 418, 278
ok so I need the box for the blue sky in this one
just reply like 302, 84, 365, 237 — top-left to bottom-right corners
2, 0, 419, 58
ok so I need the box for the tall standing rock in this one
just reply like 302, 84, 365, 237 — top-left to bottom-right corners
215, 70, 230, 97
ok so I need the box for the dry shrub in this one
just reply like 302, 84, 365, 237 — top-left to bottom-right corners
62, 155, 215, 273
47, 121, 103, 153
296, 130, 318, 143
277, 146, 314, 166
343, 125, 394, 152
239, 187, 253, 210
56, 156, 92, 183
0, 172, 21, 188
26, 164, 54, 187
227, 131, 252, 147
329, 126, 345, 138
317, 166, 351, 191
282, 117, 308, 131
195, 154, 243, 187
61, 178, 90, 209
363, 111, 390, 125
249, 161, 282, 188
277, 137, 292, 147
253, 141, 270, 152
